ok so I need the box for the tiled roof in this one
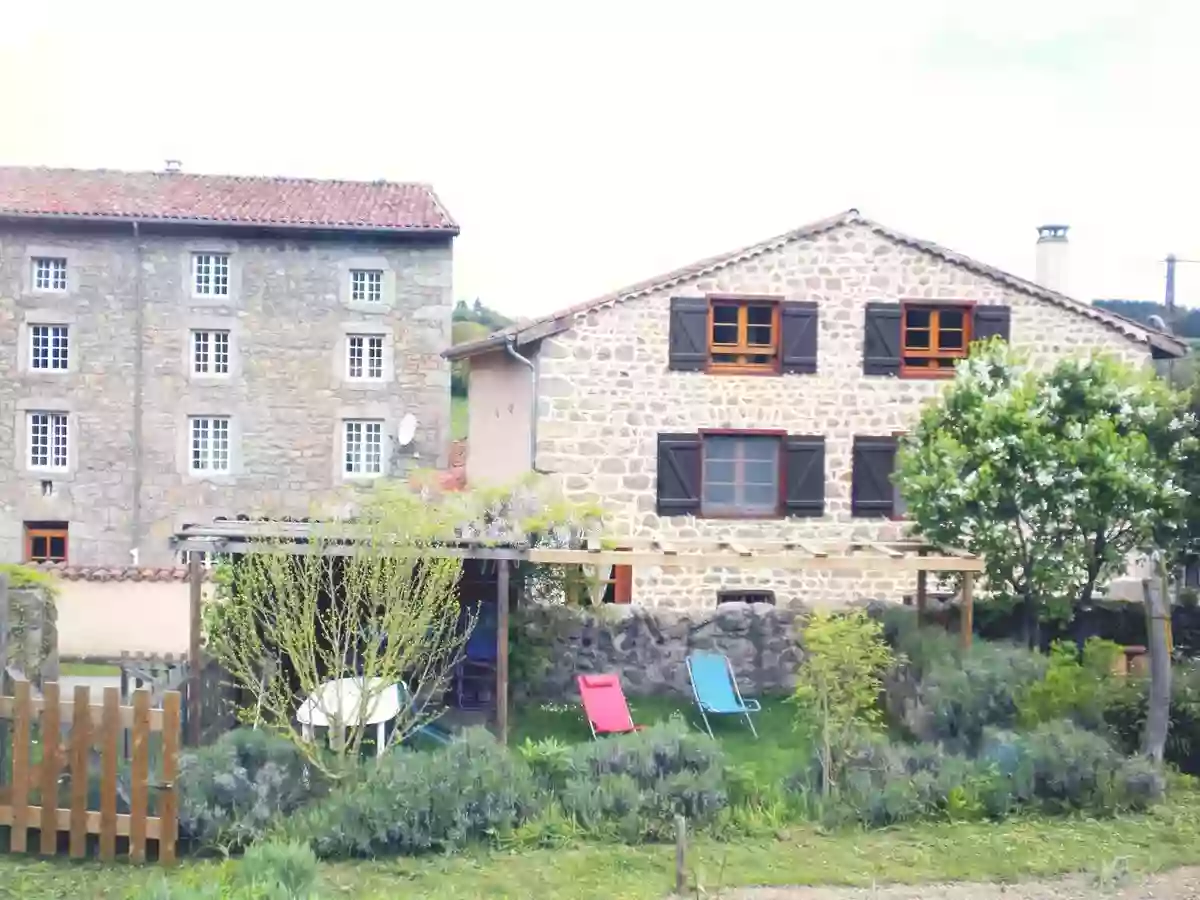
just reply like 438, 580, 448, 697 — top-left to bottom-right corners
27, 564, 210, 583
444, 209, 1186, 360
0, 166, 458, 234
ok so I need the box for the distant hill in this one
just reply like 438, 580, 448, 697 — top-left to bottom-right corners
451, 300, 514, 397
1093, 299, 1200, 338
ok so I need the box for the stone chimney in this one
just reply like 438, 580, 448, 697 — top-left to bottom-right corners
1035, 224, 1069, 295
164, 159, 182, 173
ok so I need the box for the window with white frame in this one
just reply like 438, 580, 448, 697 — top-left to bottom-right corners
32, 257, 68, 292
346, 334, 384, 380
191, 329, 231, 375
30, 325, 70, 371
350, 269, 383, 303
343, 419, 383, 475
189, 416, 231, 473
192, 253, 230, 297
27, 412, 69, 471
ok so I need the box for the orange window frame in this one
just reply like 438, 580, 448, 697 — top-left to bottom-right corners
901, 303, 972, 377
24, 524, 68, 563
707, 297, 781, 374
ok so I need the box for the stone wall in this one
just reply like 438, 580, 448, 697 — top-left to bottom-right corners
524, 221, 1154, 609
515, 601, 804, 700
0, 222, 453, 565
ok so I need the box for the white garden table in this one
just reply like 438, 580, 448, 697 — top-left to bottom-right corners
295, 676, 403, 758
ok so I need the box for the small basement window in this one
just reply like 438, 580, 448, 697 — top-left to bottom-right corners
709, 298, 779, 372
717, 589, 776, 605
901, 303, 970, 375
25, 521, 68, 563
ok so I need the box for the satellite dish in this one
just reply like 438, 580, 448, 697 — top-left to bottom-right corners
397, 413, 418, 447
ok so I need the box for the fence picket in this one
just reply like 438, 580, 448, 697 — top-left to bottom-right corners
10, 679, 31, 853
99, 686, 119, 861
69, 684, 90, 858
39, 681, 60, 855
159, 692, 181, 865
129, 689, 150, 863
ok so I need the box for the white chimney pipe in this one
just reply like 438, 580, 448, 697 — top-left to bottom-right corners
1035, 224, 1069, 295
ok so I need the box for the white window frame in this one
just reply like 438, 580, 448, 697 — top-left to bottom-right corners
189, 416, 231, 474
32, 257, 68, 292
343, 419, 384, 476
192, 253, 231, 298
350, 269, 383, 303
191, 329, 231, 376
346, 334, 385, 380
29, 324, 70, 372
27, 412, 69, 471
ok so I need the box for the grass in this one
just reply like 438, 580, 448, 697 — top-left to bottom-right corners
58, 662, 121, 678
4, 790, 1200, 898
451, 394, 468, 440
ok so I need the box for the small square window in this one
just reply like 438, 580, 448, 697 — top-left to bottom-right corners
27, 412, 69, 471
32, 257, 68, 292
24, 521, 69, 563
344, 419, 384, 475
350, 269, 383, 303
191, 330, 231, 375
192, 253, 230, 297
190, 416, 231, 473
30, 324, 70, 371
701, 434, 781, 516
346, 335, 384, 380
901, 303, 971, 375
708, 299, 779, 371
717, 590, 776, 605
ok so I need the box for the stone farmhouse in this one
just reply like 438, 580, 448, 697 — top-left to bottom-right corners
0, 165, 457, 568
449, 210, 1187, 609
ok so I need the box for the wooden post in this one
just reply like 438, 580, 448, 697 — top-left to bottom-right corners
160, 691, 181, 865
129, 689, 150, 863
40, 680, 60, 855
10, 678, 31, 854
916, 549, 928, 624
69, 684, 91, 859
960, 571, 975, 651
99, 686, 120, 862
495, 560, 510, 745
674, 815, 688, 893
187, 552, 203, 747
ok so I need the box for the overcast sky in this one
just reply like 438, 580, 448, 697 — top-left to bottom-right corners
2, 0, 1197, 317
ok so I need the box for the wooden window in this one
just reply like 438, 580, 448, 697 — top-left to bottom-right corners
24, 521, 68, 563
717, 589, 776, 605
901, 304, 971, 375
708, 298, 780, 372
658, 431, 825, 518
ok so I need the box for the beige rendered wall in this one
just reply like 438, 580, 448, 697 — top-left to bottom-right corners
56, 580, 201, 657
533, 221, 1155, 609
466, 351, 534, 486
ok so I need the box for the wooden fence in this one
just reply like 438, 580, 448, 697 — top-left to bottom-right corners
0, 680, 180, 864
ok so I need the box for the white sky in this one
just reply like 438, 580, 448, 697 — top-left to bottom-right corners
2, 0, 1198, 318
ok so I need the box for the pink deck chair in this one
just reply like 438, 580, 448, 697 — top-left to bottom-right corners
577, 673, 644, 739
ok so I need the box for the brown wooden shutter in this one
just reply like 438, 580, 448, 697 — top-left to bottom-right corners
613, 565, 633, 604
852, 436, 898, 516
784, 435, 825, 517
863, 303, 902, 376
656, 432, 702, 515
973, 305, 1011, 343
668, 297, 709, 371
780, 302, 819, 374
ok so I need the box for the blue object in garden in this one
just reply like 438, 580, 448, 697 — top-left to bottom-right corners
687, 651, 761, 738
456, 601, 498, 709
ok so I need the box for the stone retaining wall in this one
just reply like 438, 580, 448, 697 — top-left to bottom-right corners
514, 601, 805, 700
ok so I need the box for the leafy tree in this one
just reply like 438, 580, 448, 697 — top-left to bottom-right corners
450, 299, 515, 397
791, 610, 895, 796
897, 339, 1196, 646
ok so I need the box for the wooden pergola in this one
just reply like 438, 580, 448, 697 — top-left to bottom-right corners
173, 523, 982, 743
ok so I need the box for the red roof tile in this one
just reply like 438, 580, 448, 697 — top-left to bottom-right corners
27, 564, 211, 583
0, 166, 458, 233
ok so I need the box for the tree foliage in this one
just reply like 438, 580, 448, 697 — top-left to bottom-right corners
897, 339, 1196, 643
792, 610, 895, 796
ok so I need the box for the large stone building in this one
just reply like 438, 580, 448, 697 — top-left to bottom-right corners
449, 210, 1187, 609
0, 165, 457, 567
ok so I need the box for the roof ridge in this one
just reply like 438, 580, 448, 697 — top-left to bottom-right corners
0, 164, 435, 190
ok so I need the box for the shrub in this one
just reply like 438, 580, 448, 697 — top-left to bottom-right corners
1105, 661, 1200, 774
1017, 638, 1123, 730
878, 606, 959, 678
288, 727, 539, 858
558, 721, 728, 839
516, 736, 572, 790
177, 729, 316, 852
237, 840, 320, 900
911, 639, 1047, 751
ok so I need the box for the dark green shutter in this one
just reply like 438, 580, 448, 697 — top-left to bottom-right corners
668, 298, 709, 371
780, 302, 819, 374
852, 436, 898, 516
656, 433, 702, 515
863, 303, 902, 376
973, 305, 1011, 343
784, 435, 825, 517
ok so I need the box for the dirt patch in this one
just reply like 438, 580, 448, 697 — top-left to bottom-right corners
725, 866, 1200, 899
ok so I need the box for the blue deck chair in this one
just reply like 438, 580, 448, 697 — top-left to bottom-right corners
687, 652, 760, 738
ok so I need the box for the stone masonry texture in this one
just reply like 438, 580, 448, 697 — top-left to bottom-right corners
0, 222, 452, 566
532, 222, 1154, 609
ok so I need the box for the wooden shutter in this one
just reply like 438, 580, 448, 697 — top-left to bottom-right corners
784, 435, 825, 517
973, 305, 1011, 343
780, 302, 819, 374
613, 565, 633, 604
852, 436, 898, 516
863, 303, 902, 375
656, 433, 702, 515
668, 297, 709, 371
